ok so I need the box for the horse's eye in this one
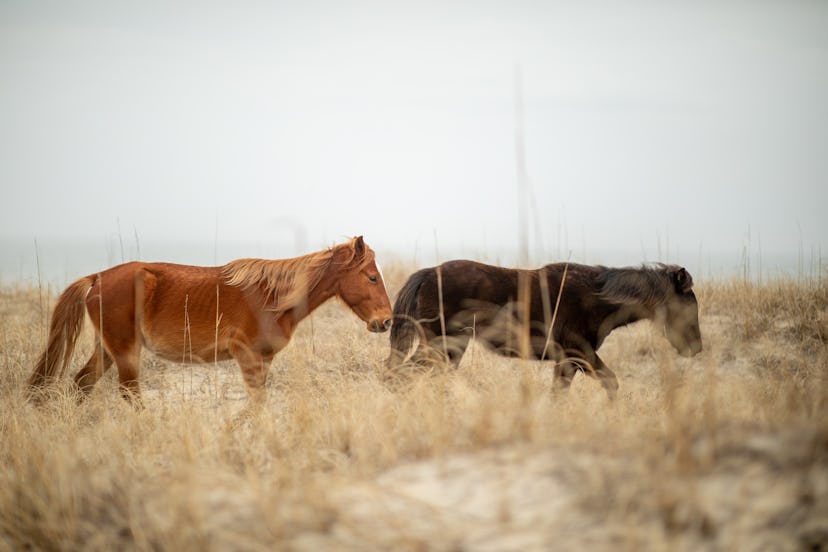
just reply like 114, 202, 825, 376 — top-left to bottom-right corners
368, 275, 378, 283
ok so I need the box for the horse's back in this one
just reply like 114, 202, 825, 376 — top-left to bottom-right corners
138, 262, 224, 303
89, 261, 233, 330
90, 262, 224, 308
437, 260, 520, 304
414, 260, 605, 309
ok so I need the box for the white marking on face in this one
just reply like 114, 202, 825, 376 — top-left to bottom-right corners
376, 260, 386, 287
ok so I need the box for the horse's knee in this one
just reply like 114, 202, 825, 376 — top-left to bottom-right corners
601, 376, 619, 400
112, 351, 142, 405
238, 358, 271, 401
231, 342, 274, 401
601, 373, 619, 389
241, 367, 268, 390
245, 385, 267, 405
594, 364, 619, 399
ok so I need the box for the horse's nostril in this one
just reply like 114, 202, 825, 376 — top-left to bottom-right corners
383, 318, 393, 330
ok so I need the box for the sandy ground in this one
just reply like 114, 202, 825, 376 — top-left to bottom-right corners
303, 428, 827, 551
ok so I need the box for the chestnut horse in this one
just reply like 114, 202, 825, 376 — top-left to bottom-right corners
28, 236, 392, 404
387, 260, 702, 399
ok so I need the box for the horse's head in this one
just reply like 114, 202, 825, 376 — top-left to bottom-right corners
335, 236, 393, 333
660, 266, 703, 357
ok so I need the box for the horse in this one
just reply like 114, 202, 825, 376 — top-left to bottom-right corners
28, 236, 392, 405
386, 260, 702, 399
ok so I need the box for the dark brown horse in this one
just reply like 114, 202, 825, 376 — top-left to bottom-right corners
28, 236, 392, 404
387, 260, 702, 398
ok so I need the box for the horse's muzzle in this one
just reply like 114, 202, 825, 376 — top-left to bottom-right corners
369, 318, 392, 333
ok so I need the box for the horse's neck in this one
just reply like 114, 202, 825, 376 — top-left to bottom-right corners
304, 279, 338, 314
597, 303, 653, 345
279, 267, 339, 324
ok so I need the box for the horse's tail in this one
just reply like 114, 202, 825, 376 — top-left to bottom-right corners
386, 267, 433, 368
28, 276, 94, 392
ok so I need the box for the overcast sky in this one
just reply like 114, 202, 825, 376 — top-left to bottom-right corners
1, 1, 827, 282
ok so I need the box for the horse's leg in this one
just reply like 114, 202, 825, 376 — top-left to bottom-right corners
73, 339, 114, 399
100, 304, 143, 406
555, 350, 618, 399
552, 360, 579, 393
81, 266, 146, 407
591, 354, 619, 400
231, 342, 274, 404
446, 346, 466, 367
445, 334, 469, 368
111, 346, 143, 406
408, 326, 443, 367
419, 338, 467, 367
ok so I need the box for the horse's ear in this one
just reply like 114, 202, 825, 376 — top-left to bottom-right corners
671, 267, 693, 293
352, 236, 366, 260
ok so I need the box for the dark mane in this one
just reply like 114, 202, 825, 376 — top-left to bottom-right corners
596, 263, 682, 307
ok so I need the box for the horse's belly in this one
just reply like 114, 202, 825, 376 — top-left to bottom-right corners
474, 333, 555, 361
141, 333, 233, 364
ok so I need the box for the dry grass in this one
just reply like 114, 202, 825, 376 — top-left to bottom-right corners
1, 269, 827, 550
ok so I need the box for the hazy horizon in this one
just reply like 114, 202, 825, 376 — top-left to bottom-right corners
1, 232, 821, 289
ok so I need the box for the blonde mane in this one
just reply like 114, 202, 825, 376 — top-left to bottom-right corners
222, 242, 368, 314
